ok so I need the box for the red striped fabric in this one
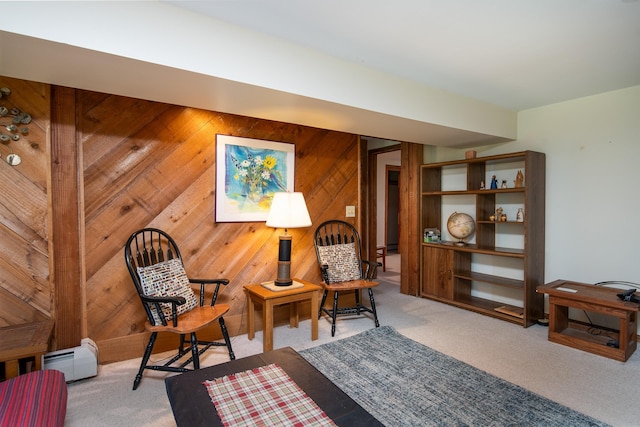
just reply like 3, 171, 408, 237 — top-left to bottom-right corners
0, 369, 67, 427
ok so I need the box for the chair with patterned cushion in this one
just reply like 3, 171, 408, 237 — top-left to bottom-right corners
313, 220, 381, 336
124, 228, 235, 390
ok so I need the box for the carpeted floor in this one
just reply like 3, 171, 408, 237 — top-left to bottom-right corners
65, 256, 640, 426
300, 326, 609, 427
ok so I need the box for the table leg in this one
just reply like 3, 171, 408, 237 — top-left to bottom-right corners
311, 290, 318, 341
263, 300, 274, 352
34, 353, 43, 371
548, 298, 569, 334
627, 312, 638, 357
247, 293, 255, 341
619, 312, 636, 357
5, 359, 19, 379
290, 302, 299, 328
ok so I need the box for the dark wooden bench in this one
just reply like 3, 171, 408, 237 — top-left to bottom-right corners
165, 347, 382, 426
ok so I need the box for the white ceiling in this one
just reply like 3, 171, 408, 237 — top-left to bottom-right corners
0, 1, 638, 147
167, 0, 640, 111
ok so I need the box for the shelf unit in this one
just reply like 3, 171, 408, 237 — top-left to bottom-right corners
420, 151, 545, 327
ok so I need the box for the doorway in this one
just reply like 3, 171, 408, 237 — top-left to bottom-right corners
365, 141, 422, 296
385, 166, 400, 253
371, 148, 401, 285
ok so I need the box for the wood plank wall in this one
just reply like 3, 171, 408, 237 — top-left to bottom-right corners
82, 91, 362, 362
0, 76, 365, 363
0, 77, 51, 327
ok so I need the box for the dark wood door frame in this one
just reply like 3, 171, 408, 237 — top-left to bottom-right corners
385, 165, 401, 252
365, 142, 422, 296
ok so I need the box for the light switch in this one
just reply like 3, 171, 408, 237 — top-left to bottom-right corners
346, 206, 356, 217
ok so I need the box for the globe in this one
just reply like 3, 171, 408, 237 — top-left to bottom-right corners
447, 212, 475, 246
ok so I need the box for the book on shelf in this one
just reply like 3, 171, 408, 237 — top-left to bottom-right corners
494, 305, 524, 319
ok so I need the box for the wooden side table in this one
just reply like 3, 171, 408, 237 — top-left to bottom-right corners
0, 320, 54, 380
244, 279, 321, 352
537, 280, 640, 362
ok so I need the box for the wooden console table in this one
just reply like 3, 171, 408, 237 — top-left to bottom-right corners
0, 320, 54, 380
537, 280, 639, 362
244, 279, 321, 352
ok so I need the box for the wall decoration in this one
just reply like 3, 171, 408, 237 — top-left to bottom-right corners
0, 86, 32, 166
215, 135, 294, 222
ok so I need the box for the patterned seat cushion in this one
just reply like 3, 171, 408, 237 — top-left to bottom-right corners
0, 369, 67, 427
137, 258, 198, 324
316, 243, 362, 283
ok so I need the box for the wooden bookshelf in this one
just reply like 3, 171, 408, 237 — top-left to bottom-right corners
420, 151, 545, 327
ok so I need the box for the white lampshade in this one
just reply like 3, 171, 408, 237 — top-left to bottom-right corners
266, 192, 311, 286
266, 192, 312, 229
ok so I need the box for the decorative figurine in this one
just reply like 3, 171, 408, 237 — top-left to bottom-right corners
489, 214, 496, 221
514, 170, 524, 188
490, 175, 498, 189
495, 207, 503, 222
501, 180, 508, 189
480, 180, 485, 190
500, 213, 507, 222
516, 208, 524, 222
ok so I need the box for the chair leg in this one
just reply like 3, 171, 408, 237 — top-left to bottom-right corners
219, 317, 235, 360
134, 332, 157, 390
331, 291, 339, 337
354, 289, 362, 314
179, 334, 187, 353
319, 290, 328, 319
368, 288, 380, 328
190, 332, 200, 370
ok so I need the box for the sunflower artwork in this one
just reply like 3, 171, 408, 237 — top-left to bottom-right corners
216, 135, 295, 222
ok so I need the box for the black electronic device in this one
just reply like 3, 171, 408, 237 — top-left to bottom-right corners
617, 288, 640, 304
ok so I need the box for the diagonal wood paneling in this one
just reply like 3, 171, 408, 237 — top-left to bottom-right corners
0, 78, 363, 362
0, 77, 51, 327
0, 77, 368, 362
80, 91, 361, 362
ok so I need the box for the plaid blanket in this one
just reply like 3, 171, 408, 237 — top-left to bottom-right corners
204, 363, 336, 427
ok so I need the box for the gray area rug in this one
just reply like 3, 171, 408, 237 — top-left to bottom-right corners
300, 326, 608, 427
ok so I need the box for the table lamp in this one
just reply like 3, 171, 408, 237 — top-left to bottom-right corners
265, 192, 312, 286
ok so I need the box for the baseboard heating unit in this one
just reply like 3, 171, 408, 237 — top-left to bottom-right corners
43, 337, 98, 382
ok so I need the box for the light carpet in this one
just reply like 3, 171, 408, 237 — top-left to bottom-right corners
65, 264, 640, 426
300, 326, 609, 427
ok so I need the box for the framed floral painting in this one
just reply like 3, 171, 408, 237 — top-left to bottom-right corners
215, 135, 295, 222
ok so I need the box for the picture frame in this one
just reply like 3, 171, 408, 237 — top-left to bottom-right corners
215, 134, 295, 222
